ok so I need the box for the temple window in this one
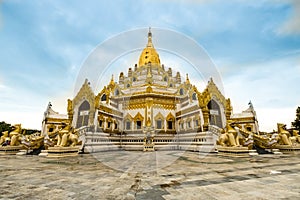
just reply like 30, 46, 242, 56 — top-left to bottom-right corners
156, 120, 162, 129
164, 76, 168, 81
170, 83, 173, 87
101, 94, 107, 101
180, 122, 184, 130
127, 84, 130, 88
167, 121, 173, 129
115, 89, 119, 96
246, 127, 252, 132
107, 122, 111, 129
180, 88, 184, 95
192, 93, 197, 100
126, 121, 131, 130
195, 119, 199, 127
49, 127, 54, 132
187, 121, 191, 128
99, 120, 103, 127
115, 123, 118, 129
136, 121, 142, 129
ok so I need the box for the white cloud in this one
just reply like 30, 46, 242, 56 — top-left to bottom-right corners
0, 110, 44, 130
221, 54, 300, 131
0, 83, 6, 90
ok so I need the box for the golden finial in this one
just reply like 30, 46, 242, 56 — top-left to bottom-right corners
110, 74, 115, 86
147, 27, 153, 48
186, 73, 190, 84
138, 27, 160, 67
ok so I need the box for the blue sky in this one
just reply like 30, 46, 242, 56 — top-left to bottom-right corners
0, 0, 299, 131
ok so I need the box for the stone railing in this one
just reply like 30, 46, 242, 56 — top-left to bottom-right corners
208, 125, 222, 136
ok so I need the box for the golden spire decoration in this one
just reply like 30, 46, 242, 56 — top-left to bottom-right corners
138, 27, 161, 67
109, 74, 115, 86
186, 73, 190, 84
147, 27, 153, 48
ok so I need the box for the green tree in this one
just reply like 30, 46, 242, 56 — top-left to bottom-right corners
24, 129, 41, 135
292, 106, 300, 132
0, 121, 12, 136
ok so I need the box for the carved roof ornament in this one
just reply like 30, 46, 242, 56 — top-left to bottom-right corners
186, 73, 190, 85
109, 74, 115, 87
146, 117, 152, 127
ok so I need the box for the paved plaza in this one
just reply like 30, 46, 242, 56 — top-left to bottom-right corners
0, 151, 299, 200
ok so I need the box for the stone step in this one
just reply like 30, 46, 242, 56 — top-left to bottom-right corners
39, 150, 48, 157
272, 149, 283, 155
16, 150, 33, 156
249, 150, 259, 156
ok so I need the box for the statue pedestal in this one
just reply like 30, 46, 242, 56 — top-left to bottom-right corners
0, 146, 23, 155
143, 125, 155, 152
273, 144, 300, 153
143, 143, 155, 151
217, 146, 257, 157
16, 149, 33, 156
46, 146, 79, 158
38, 150, 48, 157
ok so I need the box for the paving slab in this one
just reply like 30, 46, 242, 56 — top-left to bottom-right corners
0, 151, 299, 199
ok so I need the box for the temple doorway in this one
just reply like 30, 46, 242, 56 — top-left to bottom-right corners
76, 100, 90, 128
208, 99, 222, 128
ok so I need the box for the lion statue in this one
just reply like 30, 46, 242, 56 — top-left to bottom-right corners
290, 130, 300, 145
9, 124, 23, 146
277, 123, 292, 146
0, 131, 9, 146
56, 125, 79, 147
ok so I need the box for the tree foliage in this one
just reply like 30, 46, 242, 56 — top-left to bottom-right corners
24, 129, 40, 135
0, 121, 12, 136
292, 106, 300, 132
0, 121, 40, 136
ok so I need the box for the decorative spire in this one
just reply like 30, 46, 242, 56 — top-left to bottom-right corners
248, 100, 253, 109
147, 27, 153, 48
109, 74, 115, 86
138, 27, 160, 67
186, 73, 190, 84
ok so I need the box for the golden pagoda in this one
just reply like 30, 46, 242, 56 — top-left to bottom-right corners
41, 29, 260, 153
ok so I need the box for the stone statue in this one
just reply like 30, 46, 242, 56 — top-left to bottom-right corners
21, 131, 44, 150
56, 125, 79, 147
244, 133, 254, 150
277, 123, 292, 145
56, 125, 69, 146
0, 131, 9, 146
9, 124, 23, 146
217, 122, 237, 147
217, 121, 246, 147
290, 130, 300, 145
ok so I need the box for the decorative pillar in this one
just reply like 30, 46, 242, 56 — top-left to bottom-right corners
202, 106, 210, 131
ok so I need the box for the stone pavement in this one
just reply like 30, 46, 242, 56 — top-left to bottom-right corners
0, 151, 299, 200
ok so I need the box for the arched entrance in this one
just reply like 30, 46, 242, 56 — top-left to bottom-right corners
76, 100, 90, 128
208, 99, 222, 128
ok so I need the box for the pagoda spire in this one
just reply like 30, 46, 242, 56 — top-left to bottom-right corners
147, 27, 153, 48
186, 73, 190, 84
109, 74, 115, 87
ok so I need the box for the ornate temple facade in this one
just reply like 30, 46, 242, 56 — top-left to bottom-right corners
42, 30, 258, 152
